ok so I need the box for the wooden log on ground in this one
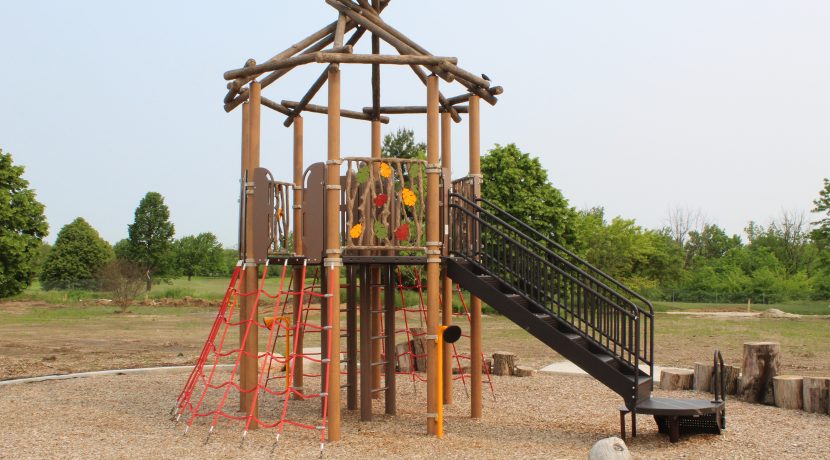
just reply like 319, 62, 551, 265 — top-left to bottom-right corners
410, 327, 428, 372
802, 376, 830, 414
724, 365, 741, 395
395, 342, 412, 373
660, 368, 693, 390
773, 375, 803, 410
492, 351, 516, 376
694, 362, 715, 393
739, 341, 780, 404
515, 366, 536, 377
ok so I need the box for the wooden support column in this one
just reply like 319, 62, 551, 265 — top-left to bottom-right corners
440, 111, 453, 405
425, 75, 441, 435
325, 65, 343, 442
291, 116, 305, 400
371, 120, 383, 399
346, 266, 358, 410
241, 82, 262, 425
468, 94, 483, 419
239, 101, 250, 412
384, 264, 397, 415
359, 266, 372, 421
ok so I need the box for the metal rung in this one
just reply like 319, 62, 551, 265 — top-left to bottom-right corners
340, 383, 350, 389
370, 386, 388, 393
371, 361, 387, 367
370, 335, 387, 340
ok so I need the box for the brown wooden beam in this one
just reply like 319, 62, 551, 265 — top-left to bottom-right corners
446, 86, 503, 106
282, 100, 390, 123
409, 65, 461, 122
361, 105, 468, 114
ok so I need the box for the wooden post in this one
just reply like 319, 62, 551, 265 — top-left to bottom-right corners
739, 341, 780, 404
693, 362, 715, 393
384, 264, 396, 415
359, 266, 372, 421
773, 375, 804, 410
802, 377, 830, 414
239, 101, 250, 412
425, 75, 441, 435
241, 82, 261, 425
291, 115, 305, 400
325, 65, 342, 442
371, 120, 383, 399
440, 111, 453, 405
469, 94, 483, 419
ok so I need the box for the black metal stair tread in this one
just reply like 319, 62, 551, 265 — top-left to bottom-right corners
593, 352, 617, 365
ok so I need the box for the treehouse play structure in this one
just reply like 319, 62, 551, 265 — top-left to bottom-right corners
173, 0, 726, 452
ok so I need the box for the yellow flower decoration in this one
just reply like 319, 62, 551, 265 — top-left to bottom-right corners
402, 188, 417, 207
379, 162, 392, 179
349, 223, 363, 239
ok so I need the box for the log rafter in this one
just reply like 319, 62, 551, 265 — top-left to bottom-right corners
222, 0, 503, 123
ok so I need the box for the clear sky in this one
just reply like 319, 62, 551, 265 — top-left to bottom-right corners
2, 1, 828, 247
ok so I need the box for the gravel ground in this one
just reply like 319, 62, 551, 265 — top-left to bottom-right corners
1, 369, 828, 459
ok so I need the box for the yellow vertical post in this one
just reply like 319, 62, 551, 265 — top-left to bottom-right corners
469, 95, 482, 420
425, 75, 441, 435
325, 65, 342, 442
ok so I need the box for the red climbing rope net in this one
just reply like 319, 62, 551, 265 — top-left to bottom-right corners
173, 260, 334, 455
173, 261, 494, 452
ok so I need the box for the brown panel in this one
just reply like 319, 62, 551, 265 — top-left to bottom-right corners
252, 167, 273, 264
303, 162, 326, 263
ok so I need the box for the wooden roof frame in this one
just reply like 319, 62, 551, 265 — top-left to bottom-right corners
221, 0, 503, 125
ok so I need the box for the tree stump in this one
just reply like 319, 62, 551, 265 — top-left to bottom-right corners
491, 351, 516, 376
802, 377, 830, 414
410, 328, 428, 372
515, 365, 536, 377
739, 341, 780, 404
395, 342, 412, 373
723, 365, 741, 395
694, 362, 714, 393
773, 375, 803, 410
660, 368, 693, 390
588, 437, 631, 460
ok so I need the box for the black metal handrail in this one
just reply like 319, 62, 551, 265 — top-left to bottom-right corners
477, 197, 654, 314
448, 193, 653, 381
475, 196, 654, 378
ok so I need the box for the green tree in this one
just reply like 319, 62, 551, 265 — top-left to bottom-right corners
40, 218, 114, 290
481, 143, 576, 244
174, 233, 225, 280
381, 127, 426, 160
124, 192, 175, 290
0, 150, 48, 297
684, 224, 742, 268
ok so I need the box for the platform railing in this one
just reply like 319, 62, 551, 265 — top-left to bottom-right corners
341, 157, 427, 252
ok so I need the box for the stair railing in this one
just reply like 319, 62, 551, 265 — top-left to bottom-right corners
448, 193, 653, 382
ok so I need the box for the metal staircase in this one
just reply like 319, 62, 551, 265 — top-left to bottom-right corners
445, 193, 655, 409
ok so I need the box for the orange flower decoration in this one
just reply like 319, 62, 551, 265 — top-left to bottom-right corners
349, 223, 363, 239
379, 162, 392, 179
402, 188, 417, 207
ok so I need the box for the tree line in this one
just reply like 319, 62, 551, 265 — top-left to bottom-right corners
3, 139, 829, 303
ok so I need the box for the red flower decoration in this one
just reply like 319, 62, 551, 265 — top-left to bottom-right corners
374, 193, 388, 207
394, 223, 410, 241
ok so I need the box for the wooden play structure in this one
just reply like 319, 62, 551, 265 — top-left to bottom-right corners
174, 0, 726, 451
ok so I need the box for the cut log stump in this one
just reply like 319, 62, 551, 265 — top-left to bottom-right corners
660, 368, 693, 390
395, 342, 412, 373
515, 366, 536, 377
802, 376, 830, 414
694, 362, 714, 393
773, 375, 803, 410
492, 351, 516, 376
410, 327, 428, 372
739, 341, 780, 404
724, 365, 741, 395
